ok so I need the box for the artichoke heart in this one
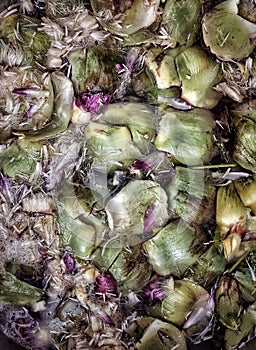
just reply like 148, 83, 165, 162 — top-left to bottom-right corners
202, 0, 256, 61
154, 107, 216, 166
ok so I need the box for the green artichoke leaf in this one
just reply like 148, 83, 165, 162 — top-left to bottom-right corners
0, 270, 42, 305
145, 46, 184, 89
57, 183, 106, 260
160, 280, 210, 327
67, 46, 122, 95
216, 182, 247, 239
0, 139, 41, 180
175, 46, 223, 109
85, 121, 142, 173
135, 318, 187, 350
92, 243, 152, 292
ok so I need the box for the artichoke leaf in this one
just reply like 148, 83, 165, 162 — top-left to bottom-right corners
0, 270, 42, 305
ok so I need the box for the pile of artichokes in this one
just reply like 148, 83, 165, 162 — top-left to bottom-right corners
1, 0, 256, 349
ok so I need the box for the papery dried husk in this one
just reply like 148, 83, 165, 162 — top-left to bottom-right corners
238, 0, 256, 24
0, 67, 54, 140
0, 14, 50, 66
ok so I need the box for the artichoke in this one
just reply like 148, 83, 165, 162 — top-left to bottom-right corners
161, 0, 202, 48
143, 220, 207, 277
90, 0, 160, 36
202, 0, 256, 61
154, 107, 216, 166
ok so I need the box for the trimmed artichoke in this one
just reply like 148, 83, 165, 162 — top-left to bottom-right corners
162, 0, 202, 48
215, 275, 241, 330
105, 179, 169, 241
143, 220, 207, 277
90, 0, 160, 36
154, 107, 216, 166
166, 166, 216, 225
202, 0, 256, 61
133, 317, 187, 350
231, 100, 256, 172
0, 67, 54, 140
